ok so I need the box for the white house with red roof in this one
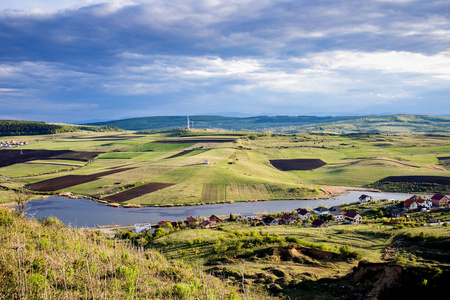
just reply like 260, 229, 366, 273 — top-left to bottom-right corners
344, 211, 362, 224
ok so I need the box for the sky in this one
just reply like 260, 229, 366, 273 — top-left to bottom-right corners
0, 0, 449, 123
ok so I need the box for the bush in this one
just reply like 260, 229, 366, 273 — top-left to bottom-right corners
339, 245, 363, 260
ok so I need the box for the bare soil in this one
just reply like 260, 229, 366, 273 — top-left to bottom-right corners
378, 175, 450, 185
0, 149, 102, 168
154, 138, 236, 143
270, 159, 326, 171
164, 149, 195, 159
103, 182, 175, 203
26, 168, 135, 191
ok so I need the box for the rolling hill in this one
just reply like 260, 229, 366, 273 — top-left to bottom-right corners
85, 114, 450, 134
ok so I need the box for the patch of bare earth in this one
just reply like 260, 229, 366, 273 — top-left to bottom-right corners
423, 164, 447, 171
26, 168, 136, 191
320, 186, 380, 197
103, 182, 175, 203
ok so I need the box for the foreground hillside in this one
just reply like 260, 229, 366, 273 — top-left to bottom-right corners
121, 198, 450, 299
87, 114, 450, 134
0, 208, 242, 299
0, 130, 449, 206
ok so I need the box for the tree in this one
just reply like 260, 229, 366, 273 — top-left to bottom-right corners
12, 189, 32, 217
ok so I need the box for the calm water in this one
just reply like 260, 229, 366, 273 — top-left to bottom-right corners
22, 191, 414, 227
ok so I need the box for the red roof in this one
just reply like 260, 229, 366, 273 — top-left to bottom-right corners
187, 216, 198, 223
431, 194, 446, 200
312, 219, 326, 227
416, 198, 426, 204
281, 213, 294, 220
345, 210, 360, 218
404, 199, 416, 207
297, 208, 309, 215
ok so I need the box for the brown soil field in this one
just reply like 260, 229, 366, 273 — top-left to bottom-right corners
0, 149, 102, 168
72, 135, 145, 141
103, 182, 175, 203
26, 168, 135, 191
154, 138, 236, 143
164, 150, 195, 159
438, 156, 450, 164
378, 175, 450, 185
270, 159, 326, 171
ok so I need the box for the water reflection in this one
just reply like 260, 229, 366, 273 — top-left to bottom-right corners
24, 191, 413, 227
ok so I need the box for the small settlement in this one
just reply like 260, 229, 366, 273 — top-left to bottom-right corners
0, 140, 27, 148
127, 193, 450, 238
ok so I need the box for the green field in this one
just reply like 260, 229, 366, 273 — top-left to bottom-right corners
0, 130, 449, 205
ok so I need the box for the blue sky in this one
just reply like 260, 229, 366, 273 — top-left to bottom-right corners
0, 0, 449, 123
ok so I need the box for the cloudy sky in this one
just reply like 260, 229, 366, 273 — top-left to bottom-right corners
0, 0, 449, 123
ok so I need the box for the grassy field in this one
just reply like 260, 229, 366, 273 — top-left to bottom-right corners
0, 130, 448, 205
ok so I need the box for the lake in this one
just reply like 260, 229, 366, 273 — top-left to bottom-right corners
22, 191, 414, 227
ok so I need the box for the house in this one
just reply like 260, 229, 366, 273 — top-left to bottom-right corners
187, 216, 199, 227
239, 213, 256, 221
312, 219, 327, 228
359, 194, 373, 203
201, 220, 217, 229
431, 194, 449, 206
132, 223, 152, 234
262, 216, 278, 226
329, 206, 344, 222
279, 213, 296, 225
209, 215, 222, 222
403, 199, 418, 210
416, 198, 432, 209
297, 208, 312, 221
344, 211, 362, 224
313, 206, 330, 215
390, 210, 402, 218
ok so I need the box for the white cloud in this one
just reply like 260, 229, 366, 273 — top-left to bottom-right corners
295, 50, 450, 78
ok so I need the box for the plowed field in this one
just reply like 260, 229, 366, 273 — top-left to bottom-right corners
0, 150, 102, 168
26, 168, 135, 191
154, 138, 236, 143
103, 182, 175, 203
165, 150, 195, 159
378, 176, 450, 185
270, 159, 326, 171
438, 156, 450, 164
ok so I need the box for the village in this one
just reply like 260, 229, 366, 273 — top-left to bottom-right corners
0, 140, 27, 148
127, 193, 450, 238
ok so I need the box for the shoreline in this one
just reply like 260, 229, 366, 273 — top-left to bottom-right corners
2, 186, 383, 209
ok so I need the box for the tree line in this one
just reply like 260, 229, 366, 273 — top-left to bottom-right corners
0, 120, 120, 136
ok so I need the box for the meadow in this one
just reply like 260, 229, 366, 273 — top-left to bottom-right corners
0, 130, 448, 206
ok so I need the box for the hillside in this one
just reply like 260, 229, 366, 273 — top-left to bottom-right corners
0, 208, 242, 299
0, 130, 449, 205
0, 120, 121, 137
86, 114, 450, 134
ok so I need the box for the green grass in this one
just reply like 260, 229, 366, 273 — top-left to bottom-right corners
126, 142, 194, 152
0, 208, 243, 299
1, 131, 449, 205
97, 152, 144, 159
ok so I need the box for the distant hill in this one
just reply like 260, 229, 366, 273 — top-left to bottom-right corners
0, 120, 121, 137
86, 114, 450, 134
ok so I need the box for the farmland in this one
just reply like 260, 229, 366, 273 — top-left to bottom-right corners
0, 130, 448, 206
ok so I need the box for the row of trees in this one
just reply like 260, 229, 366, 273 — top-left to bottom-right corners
0, 120, 120, 136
